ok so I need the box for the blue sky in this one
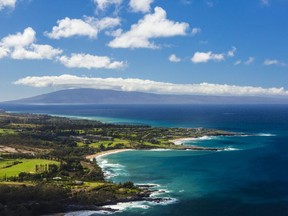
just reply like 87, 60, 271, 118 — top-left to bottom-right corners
1, 0, 288, 101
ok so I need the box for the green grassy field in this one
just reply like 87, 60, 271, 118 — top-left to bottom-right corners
9, 123, 38, 128
0, 128, 16, 135
89, 138, 132, 149
0, 159, 60, 178
0, 181, 35, 186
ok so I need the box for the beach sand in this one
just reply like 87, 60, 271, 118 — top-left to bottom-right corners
86, 149, 133, 160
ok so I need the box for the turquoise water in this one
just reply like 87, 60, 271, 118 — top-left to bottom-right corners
97, 134, 283, 216
1, 104, 288, 215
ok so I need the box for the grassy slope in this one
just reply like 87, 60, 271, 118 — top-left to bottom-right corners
0, 128, 16, 135
0, 159, 60, 178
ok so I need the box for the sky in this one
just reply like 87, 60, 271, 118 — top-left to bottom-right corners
1, 0, 288, 101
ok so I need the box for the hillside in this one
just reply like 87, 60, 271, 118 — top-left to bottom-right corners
4, 88, 288, 104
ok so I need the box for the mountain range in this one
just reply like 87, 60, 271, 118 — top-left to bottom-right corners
4, 88, 288, 104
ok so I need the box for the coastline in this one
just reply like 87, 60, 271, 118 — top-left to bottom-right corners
85, 138, 225, 161
86, 149, 133, 160
169, 137, 200, 145
170, 136, 216, 146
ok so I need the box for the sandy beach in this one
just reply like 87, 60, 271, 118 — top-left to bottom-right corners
86, 149, 133, 160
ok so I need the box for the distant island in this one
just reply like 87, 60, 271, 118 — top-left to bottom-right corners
0, 111, 241, 215
3, 88, 288, 104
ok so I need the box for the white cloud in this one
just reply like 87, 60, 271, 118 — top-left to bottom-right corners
206, 1, 214, 7
234, 60, 241, 66
129, 0, 154, 13
108, 7, 189, 49
191, 28, 201, 36
245, 57, 255, 65
1, 27, 35, 48
0, 46, 9, 58
0, 0, 16, 11
11, 44, 62, 60
106, 29, 123, 37
0, 27, 62, 60
264, 59, 278, 66
169, 54, 181, 63
264, 59, 286, 66
58, 53, 126, 69
261, 0, 269, 6
93, 0, 122, 11
14, 74, 288, 96
227, 46, 236, 57
191, 51, 225, 63
96, 17, 121, 31
181, 0, 192, 5
46, 17, 120, 39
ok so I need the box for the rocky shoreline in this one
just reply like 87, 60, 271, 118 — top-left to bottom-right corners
62, 184, 171, 215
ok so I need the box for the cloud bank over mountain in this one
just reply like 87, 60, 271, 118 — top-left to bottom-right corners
15, 75, 288, 96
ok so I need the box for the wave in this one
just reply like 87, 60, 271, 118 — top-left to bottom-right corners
256, 133, 276, 137
223, 147, 240, 151
65, 197, 178, 216
136, 183, 171, 196
96, 160, 177, 213
65, 210, 113, 216
103, 201, 150, 212
150, 189, 172, 197
149, 149, 173, 151
97, 158, 128, 179
172, 136, 217, 145
136, 183, 161, 187
150, 197, 178, 206
102, 196, 177, 213
236, 133, 276, 137
184, 136, 216, 142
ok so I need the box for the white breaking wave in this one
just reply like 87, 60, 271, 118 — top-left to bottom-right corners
223, 147, 240, 151
172, 136, 217, 145
103, 201, 150, 211
150, 197, 178, 206
183, 136, 216, 144
149, 149, 173, 151
97, 158, 128, 179
95, 157, 177, 213
137, 183, 161, 187
256, 133, 276, 137
237, 133, 276, 137
65, 210, 113, 216
101, 198, 178, 213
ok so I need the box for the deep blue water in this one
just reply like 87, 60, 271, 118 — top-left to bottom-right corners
1, 104, 288, 216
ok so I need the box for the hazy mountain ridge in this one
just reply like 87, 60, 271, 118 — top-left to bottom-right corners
4, 88, 288, 104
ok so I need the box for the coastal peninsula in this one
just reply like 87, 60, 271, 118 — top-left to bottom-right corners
0, 111, 239, 215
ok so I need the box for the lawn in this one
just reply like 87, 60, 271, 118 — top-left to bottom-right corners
0, 181, 35, 186
0, 159, 60, 178
9, 123, 38, 128
89, 138, 132, 149
0, 128, 16, 135
83, 181, 106, 188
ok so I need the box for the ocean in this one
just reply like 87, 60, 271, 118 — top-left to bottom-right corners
1, 104, 288, 216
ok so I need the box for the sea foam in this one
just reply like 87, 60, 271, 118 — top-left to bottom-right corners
65, 210, 113, 216
103, 201, 150, 212
256, 133, 276, 137
97, 158, 128, 179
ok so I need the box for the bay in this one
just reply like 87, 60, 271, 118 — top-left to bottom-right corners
1, 104, 288, 216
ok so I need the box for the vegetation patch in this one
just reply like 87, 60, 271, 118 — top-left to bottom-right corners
0, 129, 16, 135
0, 159, 59, 178
0, 111, 239, 215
